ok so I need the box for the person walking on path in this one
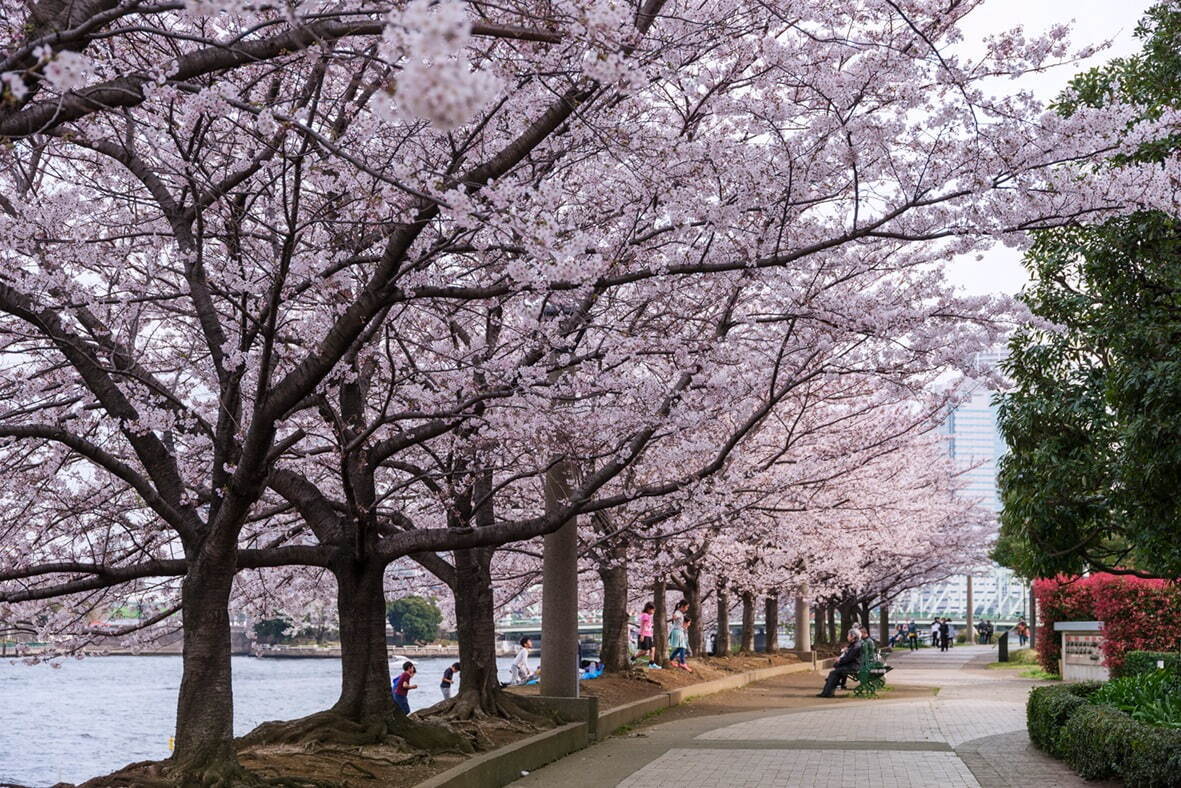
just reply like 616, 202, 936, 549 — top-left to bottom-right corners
668, 600, 692, 671
392, 661, 418, 714
939, 618, 950, 652
1016, 618, 1029, 647
636, 602, 656, 666
817, 628, 863, 697
440, 662, 460, 700
511, 636, 535, 685
930, 620, 940, 649
907, 619, 919, 651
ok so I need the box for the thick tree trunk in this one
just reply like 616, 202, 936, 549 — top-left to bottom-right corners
826, 605, 836, 643
764, 592, 779, 653
839, 601, 856, 639
599, 561, 631, 672
859, 600, 871, 630
879, 603, 889, 646
332, 560, 394, 720
653, 580, 668, 664
683, 568, 703, 656
172, 554, 241, 778
813, 604, 827, 645
740, 592, 756, 652
714, 586, 730, 656
452, 546, 501, 713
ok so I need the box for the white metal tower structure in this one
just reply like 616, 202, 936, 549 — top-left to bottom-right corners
893, 353, 1028, 622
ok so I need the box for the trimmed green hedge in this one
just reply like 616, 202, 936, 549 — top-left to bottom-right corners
1059, 704, 1133, 780
1123, 723, 1181, 788
1120, 650, 1181, 678
1028, 681, 1181, 787
1027, 683, 1101, 756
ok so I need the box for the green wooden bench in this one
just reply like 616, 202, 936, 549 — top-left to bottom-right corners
851, 643, 893, 697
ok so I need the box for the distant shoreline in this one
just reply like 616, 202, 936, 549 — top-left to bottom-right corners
3, 644, 514, 659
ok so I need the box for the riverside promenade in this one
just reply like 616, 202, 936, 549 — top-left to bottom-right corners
512, 644, 1111, 787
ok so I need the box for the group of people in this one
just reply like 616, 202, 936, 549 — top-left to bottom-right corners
390, 660, 463, 714
931, 617, 956, 651
817, 624, 879, 697
882, 616, 1035, 654
632, 599, 694, 671
889, 620, 923, 651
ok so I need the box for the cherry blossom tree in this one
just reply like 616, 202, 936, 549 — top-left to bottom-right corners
2, 0, 1180, 782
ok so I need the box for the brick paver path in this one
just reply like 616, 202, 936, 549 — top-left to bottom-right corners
513, 644, 1115, 787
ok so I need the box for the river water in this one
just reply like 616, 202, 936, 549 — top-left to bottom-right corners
0, 654, 514, 787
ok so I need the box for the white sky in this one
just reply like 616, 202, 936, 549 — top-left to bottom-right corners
944, 0, 1157, 296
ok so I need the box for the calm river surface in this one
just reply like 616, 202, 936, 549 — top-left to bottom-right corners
1, 654, 514, 787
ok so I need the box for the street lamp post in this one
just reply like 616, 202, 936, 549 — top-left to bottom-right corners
966, 575, 974, 645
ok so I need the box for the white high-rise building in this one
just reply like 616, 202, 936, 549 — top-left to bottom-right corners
893, 355, 1028, 622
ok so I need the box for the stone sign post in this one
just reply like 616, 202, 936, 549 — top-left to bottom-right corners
1054, 621, 1109, 682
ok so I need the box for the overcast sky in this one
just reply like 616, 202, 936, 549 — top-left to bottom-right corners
943, 0, 1156, 296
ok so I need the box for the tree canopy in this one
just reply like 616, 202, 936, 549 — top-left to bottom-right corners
387, 596, 443, 644
995, 3, 1181, 579
1, 0, 1178, 781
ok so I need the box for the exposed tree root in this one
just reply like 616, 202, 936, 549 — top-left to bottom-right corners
75, 754, 264, 788
237, 709, 472, 755
73, 710, 473, 788
603, 666, 661, 683
421, 688, 556, 727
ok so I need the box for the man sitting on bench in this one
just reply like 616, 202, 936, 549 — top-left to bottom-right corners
817, 627, 862, 697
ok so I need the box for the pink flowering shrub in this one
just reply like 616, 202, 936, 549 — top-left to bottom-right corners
1034, 574, 1181, 675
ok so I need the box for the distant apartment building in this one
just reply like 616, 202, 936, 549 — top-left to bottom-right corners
893, 354, 1028, 622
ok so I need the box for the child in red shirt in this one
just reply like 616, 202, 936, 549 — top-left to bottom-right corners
392, 661, 417, 714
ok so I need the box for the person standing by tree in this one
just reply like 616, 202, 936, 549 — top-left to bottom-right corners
672, 615, 694, 672
668, 600, 690, 670
1016, 618, 1030, 647
511, 637, 535, 685
636, 602, 656, 667
440, 663, 461, 700
392, 662, 418, 715
907, 619, 920, 651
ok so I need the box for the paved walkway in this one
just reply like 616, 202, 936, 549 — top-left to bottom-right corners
513, 645, 1112, 787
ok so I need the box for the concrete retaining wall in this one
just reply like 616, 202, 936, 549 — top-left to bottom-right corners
415, 722, 589, 788
415, 658, 830, 788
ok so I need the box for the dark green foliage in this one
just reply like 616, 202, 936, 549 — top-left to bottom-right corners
1122, 723, 1181, 787
1059, 704, 1135, 780
386, 595, 443, 644
1093, 671, 1181, 728
1027, 683, 1102, 756
1028, 678, 1181, 787
994, 3, 1181, 579
1120, 650, 1181, 678
252, 617, 292, 645
1060, 704, 1181, 787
